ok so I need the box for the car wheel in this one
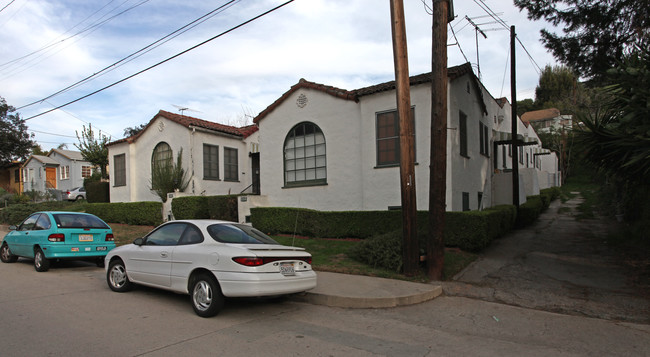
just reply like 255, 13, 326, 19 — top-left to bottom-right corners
190, 273, 224, 318
107, 259, 133, 292
0, 243, 17, 263
76, 195, 84, 201
34, 248, 50, 272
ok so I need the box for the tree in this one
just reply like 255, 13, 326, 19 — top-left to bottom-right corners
0, 96, 35, 165
75, 124, 110, 179
123, 124, 147, 137
31, 144, 48, 156
516, 98, 538, 118
150, 148, 191, 202
514, 0, 650, 82
575, 49, 650, 183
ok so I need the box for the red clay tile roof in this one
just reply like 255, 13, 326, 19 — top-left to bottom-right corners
107, 110, 258, 147
254, 63, 479, 124
521, 108, 561, 123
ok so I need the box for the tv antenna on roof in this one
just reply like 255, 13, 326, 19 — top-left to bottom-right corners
172, 104, 202, 116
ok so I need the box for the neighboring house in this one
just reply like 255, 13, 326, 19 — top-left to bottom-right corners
22, 155, 59, 193
20, 149, 93, 196
48, 149, 95, 192
521, 108, 573, 133
0, 161, 23, 193
106, 110, 259, 203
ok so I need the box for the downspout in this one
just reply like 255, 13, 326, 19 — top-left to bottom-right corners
190, 127, 195, 194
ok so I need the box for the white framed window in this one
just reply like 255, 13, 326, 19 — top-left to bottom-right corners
284, 122, 326, 187
60, 165, 70, 180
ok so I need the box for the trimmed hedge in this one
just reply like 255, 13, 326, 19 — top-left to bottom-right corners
516, 195, 544, 228
0, 202, 86, 226
85, 201, 163, 226
172, 195, 239, 221
251, 204, 518, 252
86, 181, 110, 203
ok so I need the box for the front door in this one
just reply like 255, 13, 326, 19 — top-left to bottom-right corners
251, 152, 260, 195
45, 167, 56, 189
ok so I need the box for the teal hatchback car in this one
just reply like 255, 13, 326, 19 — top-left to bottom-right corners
1, 212, 115, 272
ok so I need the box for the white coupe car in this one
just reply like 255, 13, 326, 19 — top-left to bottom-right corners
105, 220, 317, 317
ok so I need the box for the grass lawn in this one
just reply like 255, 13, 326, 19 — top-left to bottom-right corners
109, 222, 476, 283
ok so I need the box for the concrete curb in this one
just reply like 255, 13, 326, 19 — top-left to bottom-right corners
292, 271, 443, 308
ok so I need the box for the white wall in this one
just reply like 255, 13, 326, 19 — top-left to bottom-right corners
258, 88, 364, 211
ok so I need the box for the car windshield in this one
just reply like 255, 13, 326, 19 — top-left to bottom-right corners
53, 214, 110, 229
207, 224, 278, 244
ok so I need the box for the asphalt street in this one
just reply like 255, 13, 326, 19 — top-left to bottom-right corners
0, 196, 649, 356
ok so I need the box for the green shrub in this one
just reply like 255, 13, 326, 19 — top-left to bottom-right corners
85, 202, 163, 226
350, 230, 404, 272
172, 196, 210, 219
171, 195, 240, 221
86, 181, 110, 203
0, 202, 86, 225
516, 195, 544, 227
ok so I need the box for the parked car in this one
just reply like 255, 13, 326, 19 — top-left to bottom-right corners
105, 220, 317, 317
1, 212, 115, 272
63, 187, 86, 201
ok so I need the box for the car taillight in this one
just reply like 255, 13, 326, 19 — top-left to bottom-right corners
48, 233, 65, 242
232, 256, 312, 266
105, 233, 114, 242
233, 257, 264, 266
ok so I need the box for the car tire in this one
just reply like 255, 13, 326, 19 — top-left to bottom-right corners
0, 243, 18, 263
34, 247, 50, 272
190, 273, 224, 318
76, 195, 84, 201
107, 259, 133, 292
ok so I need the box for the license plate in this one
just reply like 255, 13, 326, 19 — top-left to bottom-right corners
96, 247, 107, 251
280, 263, 295, 276
79, 234, 93, 242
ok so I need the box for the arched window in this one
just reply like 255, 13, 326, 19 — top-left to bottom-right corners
151, 142, 172, 182
284, 122, 326, 187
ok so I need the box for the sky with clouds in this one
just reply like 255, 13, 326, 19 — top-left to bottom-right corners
0, 0, 559, 150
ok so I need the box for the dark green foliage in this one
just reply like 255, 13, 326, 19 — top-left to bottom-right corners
150, 149, 191, 203
516, 195, 544, 228
75, 124, 110, 179
349, 231, 404, 272
0, 96, 35, 165
0, 202, 85, 225
172, 196, 210, 219
514, 0, 649, 82
575, 49, 650, 183
252, 205, 518, 252
85, 181, 109, 203
171, 195, 239, 221
85, 202, 163, 226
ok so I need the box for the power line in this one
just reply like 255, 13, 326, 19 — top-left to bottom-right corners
0, 0, 16, 14
23, 0, 296, 121
17, 0, 239, 110
0, 0, 151, 80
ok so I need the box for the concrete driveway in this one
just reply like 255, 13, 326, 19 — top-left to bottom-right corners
444, 196, 650, 324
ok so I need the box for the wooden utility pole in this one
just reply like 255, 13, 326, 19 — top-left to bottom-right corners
389, 0, 418, 276
510, 25, 520, 208
428, 0, 450, 280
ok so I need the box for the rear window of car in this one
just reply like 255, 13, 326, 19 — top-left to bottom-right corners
207, 224, 278, 244
53, 214, 110, 229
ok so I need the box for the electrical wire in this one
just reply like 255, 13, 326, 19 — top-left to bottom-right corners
23, 0, 296, 121
17, 0, 239, 110
0, 0, 16, 14
0, 0, 151, 81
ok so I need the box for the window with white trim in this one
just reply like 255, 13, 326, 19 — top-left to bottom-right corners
284, 122, 326, 187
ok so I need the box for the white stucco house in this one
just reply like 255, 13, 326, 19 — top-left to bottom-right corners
248, 63, 559, 215
106, 63, 560, 222
21, 149, 94, 195
106, 110, 259, 203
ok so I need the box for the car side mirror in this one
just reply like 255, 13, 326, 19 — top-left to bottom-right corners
8, 225, 16, 231
133, 238, 144, 246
